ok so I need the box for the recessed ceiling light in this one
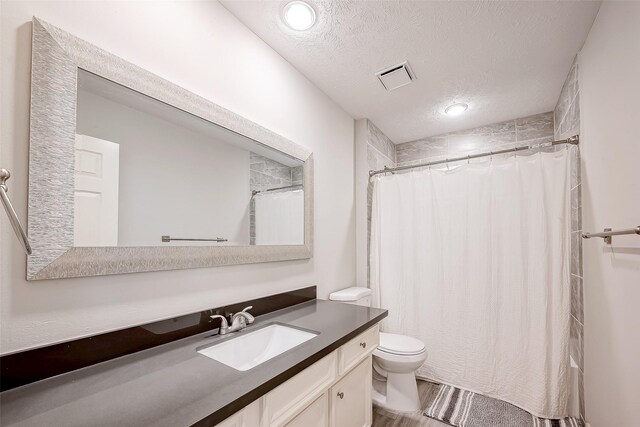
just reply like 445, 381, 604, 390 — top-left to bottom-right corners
445, 103, 468, 116
283, 1, 316, 31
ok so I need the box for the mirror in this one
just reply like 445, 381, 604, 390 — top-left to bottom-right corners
75, 70, 304, 247
27, 18, 312, 280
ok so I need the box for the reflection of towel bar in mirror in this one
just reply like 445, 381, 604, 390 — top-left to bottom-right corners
582, 226, 640, 244
161, 236, 228, 243
1, 169, 32, 255
252, 184, 303, 197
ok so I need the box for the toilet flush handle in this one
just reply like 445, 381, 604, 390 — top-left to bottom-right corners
360, 342, 367, 348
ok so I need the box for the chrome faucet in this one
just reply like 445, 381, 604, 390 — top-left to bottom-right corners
230, 306, 254, 331
210, 306, 254, 335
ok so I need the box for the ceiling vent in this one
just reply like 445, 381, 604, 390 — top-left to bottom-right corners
376, 61, 416, 91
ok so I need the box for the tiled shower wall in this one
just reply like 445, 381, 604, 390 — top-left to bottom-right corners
249, 153, 303, 244
554, 58, 584, 419
250, 153, 298, 192
396, 111, 555, 167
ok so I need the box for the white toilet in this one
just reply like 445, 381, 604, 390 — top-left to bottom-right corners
329, 287, 428, 413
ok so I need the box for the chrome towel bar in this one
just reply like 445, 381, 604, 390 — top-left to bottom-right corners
0, 169, 32, 255
582, 226, 640, 244
161, 235, 228, 243
251, 184, 303, 197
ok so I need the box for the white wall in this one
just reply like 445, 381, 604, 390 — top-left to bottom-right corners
77, 90, 251, 246
578, 2, 640, 426
0, 1, 355, 354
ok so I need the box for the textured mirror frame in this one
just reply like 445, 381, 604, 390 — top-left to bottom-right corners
27, 17, 313, 280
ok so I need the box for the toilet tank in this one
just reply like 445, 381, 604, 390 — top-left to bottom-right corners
328, 287, 372, 307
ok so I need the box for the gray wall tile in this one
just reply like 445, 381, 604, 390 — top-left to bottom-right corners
516, 112, 554, 142
570, 314, 584, 371
571, 185, 582, 232
578, 369, 585, 421
571, 274, 584, 325
571, 231, 583, 277
554, 60, 579, 138
291, 166, 304, 185
368, 120, 396, 163
555, 58, 583, 418
396, 112, 554, 167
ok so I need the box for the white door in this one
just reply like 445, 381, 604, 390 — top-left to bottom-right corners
330, 357, 372, 427
74, 134, 120, 246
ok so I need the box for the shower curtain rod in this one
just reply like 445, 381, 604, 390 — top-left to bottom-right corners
369, 135, 579, 178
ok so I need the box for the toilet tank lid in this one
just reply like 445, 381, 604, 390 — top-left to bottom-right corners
329, 287, 372, 301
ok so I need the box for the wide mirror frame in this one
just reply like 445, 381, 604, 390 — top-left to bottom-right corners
27, 18, 313, 280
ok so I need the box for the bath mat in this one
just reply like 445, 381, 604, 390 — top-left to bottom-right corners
423, 384, 583, 427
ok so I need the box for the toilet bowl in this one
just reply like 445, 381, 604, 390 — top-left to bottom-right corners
372, 332, 427, 412
328, 287, 428, 413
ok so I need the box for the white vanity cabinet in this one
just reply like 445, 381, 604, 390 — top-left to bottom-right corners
214, 399, 261, 427
214, 323, 380, 427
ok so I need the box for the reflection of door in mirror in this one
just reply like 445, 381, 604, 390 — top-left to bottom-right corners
74, 134, 120, 247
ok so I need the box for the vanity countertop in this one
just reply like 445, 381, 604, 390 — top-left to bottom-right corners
0, 300, 387, 427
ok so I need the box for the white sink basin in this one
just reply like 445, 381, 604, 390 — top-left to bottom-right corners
198, 324, 318, 371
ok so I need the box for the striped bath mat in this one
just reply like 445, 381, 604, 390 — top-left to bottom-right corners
424, 384, 583, 427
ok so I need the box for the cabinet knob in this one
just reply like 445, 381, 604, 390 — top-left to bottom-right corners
359, 342, 366, 348
337, 392, 344, 399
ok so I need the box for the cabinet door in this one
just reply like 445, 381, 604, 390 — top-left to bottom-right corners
284, 393, 328, 427
329, 357, 372, 427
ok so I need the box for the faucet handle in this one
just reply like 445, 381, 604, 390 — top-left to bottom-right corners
210, 314, 229, 334
240, 306, 254, 324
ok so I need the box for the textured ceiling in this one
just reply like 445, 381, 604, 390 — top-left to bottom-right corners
220, 0, 600, 143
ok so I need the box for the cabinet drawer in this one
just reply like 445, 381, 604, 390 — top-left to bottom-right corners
265, 351, 337, 426
284, 392, 328, 427
338, 324, 379, 375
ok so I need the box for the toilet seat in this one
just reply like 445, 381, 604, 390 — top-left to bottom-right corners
377, 332, 426, 356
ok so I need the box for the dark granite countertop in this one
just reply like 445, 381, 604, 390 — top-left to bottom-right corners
0, 299, 387, 427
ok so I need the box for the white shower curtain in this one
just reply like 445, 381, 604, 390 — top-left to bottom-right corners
255, 190, 304, 245
370, 149, 572, 419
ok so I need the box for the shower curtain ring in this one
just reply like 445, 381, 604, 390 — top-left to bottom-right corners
467, 154, 470, 165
